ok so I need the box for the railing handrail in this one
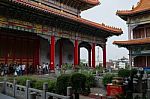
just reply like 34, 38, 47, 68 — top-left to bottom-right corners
16, 84, 26, 89
0, 80, 72, 99
29, 87, 42, 93
46, 92, 70, 99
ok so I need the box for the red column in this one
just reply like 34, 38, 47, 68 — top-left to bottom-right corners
103, 45, 106, 68
78, 47, 80, 65
92, 43, 95, 68
74, 40, 78, 66
59, 41, 62, 68
50, 36, 55, 71
88, 49, 91, 67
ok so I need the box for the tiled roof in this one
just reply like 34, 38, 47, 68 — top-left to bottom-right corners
10, 0, 122, 35
113, 38, 150, 46
82, 0, 100, 5
117, 0, 150, 16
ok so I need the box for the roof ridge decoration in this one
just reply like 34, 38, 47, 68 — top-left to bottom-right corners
101, 23, 122, 31
117, 0, 150, 17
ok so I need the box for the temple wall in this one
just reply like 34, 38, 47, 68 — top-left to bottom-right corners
40, 38, 50, 65
55, 40, 74, 67
129, 14, 150, 25
62, 41, 74, 65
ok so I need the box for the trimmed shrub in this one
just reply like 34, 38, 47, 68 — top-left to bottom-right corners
86, 74, 95, 87
102, 73, 116, 86
130, 69, 138, 77
118, 69, 130, 78
71, 73, 87, 98
47, 80, 56, 92
56, 74, 71, 95
33, 80, 44, 90
16, 76, 35, 86
118, 69, 138, 78
16, 76, 56, 92
71, 73, 86, 93
34, 79, 56, 92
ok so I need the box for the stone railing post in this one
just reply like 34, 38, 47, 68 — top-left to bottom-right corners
13, 79, 17, 98
42, 82, 48, 99
67, 87, 73, 99
25, 80, 30, 99
30, 92, 37, 99
2, 77, 7, 94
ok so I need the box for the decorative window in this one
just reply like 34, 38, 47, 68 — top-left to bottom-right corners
146, 27, 150, 37
133, 28, 144, 39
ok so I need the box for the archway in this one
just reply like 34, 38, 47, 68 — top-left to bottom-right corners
80, 47, 88, 64
55, 38, 74, 68
95, 45, 103, 67
79, 42, 91, 67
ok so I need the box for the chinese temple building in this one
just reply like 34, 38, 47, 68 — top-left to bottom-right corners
114, 0, 150, 67
0, 0, 122, 71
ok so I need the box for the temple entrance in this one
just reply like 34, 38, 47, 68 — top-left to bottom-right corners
55, 38, 74, 68
0, 29, 39, 66
79, 42, 91, 67
95, 46, 103, 67
80, 47, 88, 65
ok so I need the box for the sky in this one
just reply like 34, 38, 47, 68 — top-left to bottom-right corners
80, 0, 139, 62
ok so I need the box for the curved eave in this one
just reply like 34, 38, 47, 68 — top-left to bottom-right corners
82, 0, 100, 5
113, 38, 150, 47
1, 0, 122, 36
116, 9, 150, 21
80, 0, 100, 11
79, 19, 123, 36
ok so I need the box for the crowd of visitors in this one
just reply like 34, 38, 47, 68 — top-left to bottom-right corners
0, 62, 50, 76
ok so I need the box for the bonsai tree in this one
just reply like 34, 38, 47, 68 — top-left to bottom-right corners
102, 73, 116, 87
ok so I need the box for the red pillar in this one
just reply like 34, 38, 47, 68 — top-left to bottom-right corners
92, 43, 95, 68
78, 47, 80, 65
59, 41, 62, 68
103, 45, 106, 68
88, 49, 91, 67
74, 40, 78, 66
50, 36, 55, 71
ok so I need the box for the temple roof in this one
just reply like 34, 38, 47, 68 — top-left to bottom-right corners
117, 0, 150, 21
113, 38, 150, 47
56, 0, 100, 11
82, 0, 100, 5
9, 0, 122, 35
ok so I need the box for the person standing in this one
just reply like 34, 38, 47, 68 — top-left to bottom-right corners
42, 62, 46, 74
22, 64, 26, 75
45, 63, 49, 74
